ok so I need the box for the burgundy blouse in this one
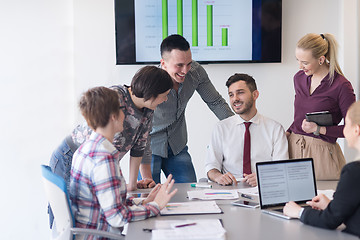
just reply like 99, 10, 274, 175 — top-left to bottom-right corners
287, 70, 355, 143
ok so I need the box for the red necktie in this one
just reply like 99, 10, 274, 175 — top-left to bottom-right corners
243, 122, 252, 174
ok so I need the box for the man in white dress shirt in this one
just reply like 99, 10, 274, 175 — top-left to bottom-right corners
205, 73, 288, 186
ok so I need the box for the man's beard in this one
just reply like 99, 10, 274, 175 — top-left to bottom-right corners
233, 98, 254, 115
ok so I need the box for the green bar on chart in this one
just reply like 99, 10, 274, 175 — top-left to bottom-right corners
177, 0, 183, 35
162, 0, 168, 39
222, 28, 228, 46
207, 5, 213, 46
192, 0, 198, 46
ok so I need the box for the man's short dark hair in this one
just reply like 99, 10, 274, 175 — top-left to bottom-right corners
79, 87, 120, 130
160, 34, 190, 57
131, 66, 173, 101
226, 73, 257, 92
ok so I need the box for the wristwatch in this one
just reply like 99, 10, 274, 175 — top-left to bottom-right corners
313, 125, 321, 136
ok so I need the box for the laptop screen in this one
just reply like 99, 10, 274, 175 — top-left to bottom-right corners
256, 158, 317, 208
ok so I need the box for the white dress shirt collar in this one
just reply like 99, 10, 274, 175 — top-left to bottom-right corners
235, 111, 260, 126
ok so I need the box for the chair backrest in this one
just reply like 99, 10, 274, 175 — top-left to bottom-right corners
41, 165, 74, 240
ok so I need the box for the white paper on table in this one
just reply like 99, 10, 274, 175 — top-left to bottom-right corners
187, 189, 239, 200
152, 219, 226, 240
237, 186, 259, 196
160, 200, 222, 215
317, 189, 335, 200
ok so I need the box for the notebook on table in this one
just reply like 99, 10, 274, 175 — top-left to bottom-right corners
256, 158, 317, 220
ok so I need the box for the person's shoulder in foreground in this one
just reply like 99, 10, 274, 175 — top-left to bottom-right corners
284, 100, 360, 238
300, 160, 360, 237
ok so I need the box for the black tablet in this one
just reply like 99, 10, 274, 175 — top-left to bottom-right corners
305, 111, 333, 126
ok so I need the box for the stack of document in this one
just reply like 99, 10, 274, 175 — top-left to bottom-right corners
187, 189, 239, 200
152, 219, 226, 240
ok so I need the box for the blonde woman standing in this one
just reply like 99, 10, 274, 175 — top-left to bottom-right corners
287, 33, 355, 180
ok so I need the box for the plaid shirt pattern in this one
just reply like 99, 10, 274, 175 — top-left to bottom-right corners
70, 132, 160, 239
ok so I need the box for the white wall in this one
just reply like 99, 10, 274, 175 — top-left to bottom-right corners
339, 0, 360, 160
0, 0, 358, 238
0, 0, 74, 239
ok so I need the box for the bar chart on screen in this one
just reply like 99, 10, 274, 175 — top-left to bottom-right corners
134, 0, 252, 62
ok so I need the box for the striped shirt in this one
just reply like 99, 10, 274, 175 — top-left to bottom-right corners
70, 132, 160, 239
144, 61, 234, 162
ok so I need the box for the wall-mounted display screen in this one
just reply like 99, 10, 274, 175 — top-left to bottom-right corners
115, 0, 281, 64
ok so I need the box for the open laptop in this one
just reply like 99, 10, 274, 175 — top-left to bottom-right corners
256, 158, 317, 220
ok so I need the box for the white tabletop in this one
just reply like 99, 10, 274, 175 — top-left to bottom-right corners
125, 181, 357, 240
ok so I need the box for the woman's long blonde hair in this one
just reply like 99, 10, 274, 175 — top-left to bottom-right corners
297, 33, 343, 84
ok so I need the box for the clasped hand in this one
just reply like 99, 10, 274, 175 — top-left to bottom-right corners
301, 119, 318, 133
215, 172, 257, 187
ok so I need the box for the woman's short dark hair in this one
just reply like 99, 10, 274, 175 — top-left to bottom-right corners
160, 34, 190, 57
131, 66, 173, 101
225, 73, 257, 92
79, 86, 120, 130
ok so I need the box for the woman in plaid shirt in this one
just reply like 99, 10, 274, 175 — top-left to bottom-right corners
48, 66, 173, 228
70, 87, 177, 239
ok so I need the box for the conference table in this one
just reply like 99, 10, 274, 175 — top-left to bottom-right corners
125, 181, 357, 240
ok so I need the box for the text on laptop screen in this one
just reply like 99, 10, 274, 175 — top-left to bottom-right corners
257, 160, 316, 206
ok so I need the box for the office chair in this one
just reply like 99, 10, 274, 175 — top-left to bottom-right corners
41, 165, 124, 240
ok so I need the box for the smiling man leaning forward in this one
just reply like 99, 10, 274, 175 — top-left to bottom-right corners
141, 34, 234, 184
